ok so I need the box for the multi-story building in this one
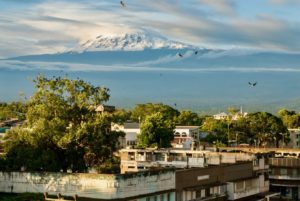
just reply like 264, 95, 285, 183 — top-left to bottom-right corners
112, 124, 201, 149
219, 147, 300, 200
112, 122, 140, 148
173, 126, 200, 149
287, 128, 300, 148
269, 157, 300, 200
120, 148, 269, 201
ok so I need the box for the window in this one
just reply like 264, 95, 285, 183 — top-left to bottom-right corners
280, 168, 287, 175
160, 194, 164, 201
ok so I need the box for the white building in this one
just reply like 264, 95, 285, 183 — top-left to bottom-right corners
213, 112, 229, 120
173, 126, 200, 149
112, 122, 140, 148
112, 123, 200, 149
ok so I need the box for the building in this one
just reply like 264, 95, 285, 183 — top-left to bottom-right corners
0, 170, 176, 201
120, 148, 270, 201
173, 126, 200, 149
219, 147, 300, 200
213, 112, 229, 120
287, 128, 300, 148
269, 157, 300, 200
112, 124, 201, 149
176, 162, 269, 201
112, 122, 140, 148
95, 105, 116, 113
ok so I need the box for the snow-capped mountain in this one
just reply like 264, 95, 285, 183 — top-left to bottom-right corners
76, 32, 192, 52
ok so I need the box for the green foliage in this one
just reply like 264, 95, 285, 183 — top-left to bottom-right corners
278, 108, 300, 129
3, 75, 124, 172
246, 112, 288, 147
201, 117, 229, 144
112, 109, 131, 124
0, 102, 26, 121
130, 103, 179, 122
200, 112, 288, 147
175, 110, 203, 126
137, 112, 175, 148
98, 156, 121, 174
227, 107, 239, 115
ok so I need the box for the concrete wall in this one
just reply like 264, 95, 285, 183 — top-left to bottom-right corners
0, 170, 175, 200
176, 162, 253, 191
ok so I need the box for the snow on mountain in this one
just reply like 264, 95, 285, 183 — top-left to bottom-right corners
76, 32, 192, 52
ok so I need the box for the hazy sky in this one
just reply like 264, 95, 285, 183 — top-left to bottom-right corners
1, 0, 300, 58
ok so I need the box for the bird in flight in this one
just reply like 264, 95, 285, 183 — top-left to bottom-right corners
120, 0, 125, 7
174, 103, 177, 107
178, 53, 183, 57
248, 82, 257, 87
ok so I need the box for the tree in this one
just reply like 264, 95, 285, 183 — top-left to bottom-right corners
175, 110, 203, 126
201, 117, 229, 144
130, 103, 179, 122
112, 108, 131, 124
227, 107, 239, 115
246, 112, 289, 147
278, 108, 300, 129
4, 75, 124, 172
0, 102, 26, 121
137, 112, 175, 148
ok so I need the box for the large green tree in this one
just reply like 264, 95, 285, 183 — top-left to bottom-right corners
137, 112, 175, 148
0, 102, 26, 121
4, 75, 124, 172
278, 108, 300, 129
130, 103, 179, 122
175, 110, 203, 126
201, 117, 229, 144
246, 112, 289, 147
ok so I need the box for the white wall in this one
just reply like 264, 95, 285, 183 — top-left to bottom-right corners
0, 171, 175, 200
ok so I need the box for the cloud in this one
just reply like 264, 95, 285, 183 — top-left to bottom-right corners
1, 0, 300, 58
268, 0, 300, 5
2, 59, 300, 73
199, 0, 236, 15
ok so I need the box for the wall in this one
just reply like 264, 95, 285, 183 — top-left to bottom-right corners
0, 170, 175, 200
176, 162, 253, 191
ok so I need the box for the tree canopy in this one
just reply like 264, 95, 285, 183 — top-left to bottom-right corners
175, 110, 203, 126
3, 75, 124, 173
246, 112, 289, 147
130, 103, 179, 122
137, 112, 175, 148
278, 108, 300, 129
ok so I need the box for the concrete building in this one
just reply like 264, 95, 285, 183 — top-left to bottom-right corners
112, 124, 201, 149
213, 112, 229, 120
219, 147, 300, 200
176, 162, 269, 201
173, 126, 200, 149
120, 149, 255, 174
120, 148, 269, 201
112, 122, 140, 148
0, 170, 176, 201
269, 157, 300, 200
287, 128, 300, 148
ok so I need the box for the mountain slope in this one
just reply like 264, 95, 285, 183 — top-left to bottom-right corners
76, 32, 191, 52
